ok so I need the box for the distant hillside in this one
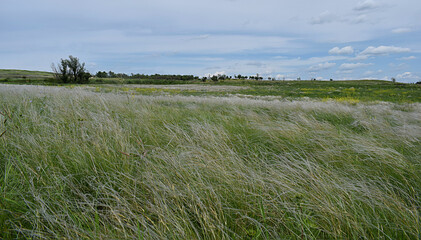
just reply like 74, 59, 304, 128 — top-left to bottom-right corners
0, 69, 54, 81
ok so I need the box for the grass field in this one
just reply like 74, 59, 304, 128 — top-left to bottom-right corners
1, 84, 420, 239
0, 69, 54, 83
2, 69, 420, 103
88, 80, 421, 103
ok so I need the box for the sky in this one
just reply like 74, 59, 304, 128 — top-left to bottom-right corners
1, 0, 420, 82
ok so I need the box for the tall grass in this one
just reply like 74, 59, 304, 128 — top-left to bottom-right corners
1, 84, 420, 239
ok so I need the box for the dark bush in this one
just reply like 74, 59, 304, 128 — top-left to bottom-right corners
51, 56, 90, 84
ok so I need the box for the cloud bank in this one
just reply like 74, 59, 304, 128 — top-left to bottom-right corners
309, 62, 336, 72
329, 46, 354, 55
353, 0, 381, 11
0, 0, 420, 82
339, 63, 373, 70
360, 46, 411, 56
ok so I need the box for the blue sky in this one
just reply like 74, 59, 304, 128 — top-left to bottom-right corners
1, 0, 420, 82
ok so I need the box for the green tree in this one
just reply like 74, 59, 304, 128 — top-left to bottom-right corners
52, 56, 91, 83
96, 71, 108, 78
108, 71, 117, 78
51, 59, 70, 83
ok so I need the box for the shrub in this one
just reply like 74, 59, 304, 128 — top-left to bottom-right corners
51, 55, 91, 84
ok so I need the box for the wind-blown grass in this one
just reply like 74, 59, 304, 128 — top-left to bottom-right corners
0, 84, 420, 239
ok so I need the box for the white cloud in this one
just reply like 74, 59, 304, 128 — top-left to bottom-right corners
329, 46, 354, 55
363, 70, 374, 76
396, 72, 421, 81
348, 14, 369, 24
354, 0, 381, 11
339, 62, 372, 70
398, 56, 416, 61
188, 34, 211, 40
351, 55, 369, 61
363, 69, 383, 77
276, 74, 286, 80
351, 15, 369, 24
310, 11, 337, 25
392, 28, 412, 34
78, 33, 296, 55
195, 55, 348, 79
204, 71, 226, 77
359, 46, 411, 56
308, 62, 336, 71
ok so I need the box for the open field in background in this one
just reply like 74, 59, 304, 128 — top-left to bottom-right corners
0, 69, 54, 83
1, 84, 420, 239
1, 69, 421, 103
88, 80, 421, 103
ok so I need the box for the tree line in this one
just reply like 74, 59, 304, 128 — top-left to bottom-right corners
95, 71, 199, 81
52, 56, 267, 84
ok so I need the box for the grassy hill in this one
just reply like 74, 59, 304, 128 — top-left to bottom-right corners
0, 69, 54, 82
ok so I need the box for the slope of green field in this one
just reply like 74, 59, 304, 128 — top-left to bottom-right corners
0, 69, 54, 82
1, 84, 420, 239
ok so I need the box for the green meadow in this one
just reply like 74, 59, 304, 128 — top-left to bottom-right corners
0, 69, 54, 83
89, 80, 421, 103
2, 69, 421, 103
1, 82, 420, 239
